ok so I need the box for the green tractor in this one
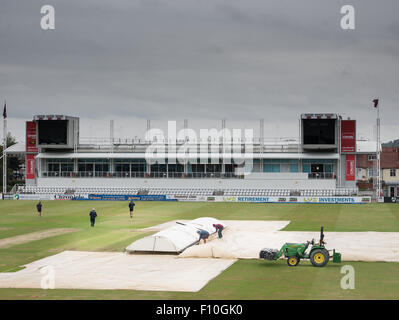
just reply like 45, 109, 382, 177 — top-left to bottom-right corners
259, 226, 341, 267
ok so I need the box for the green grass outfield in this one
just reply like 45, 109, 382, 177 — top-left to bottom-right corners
0, 200, 398, 299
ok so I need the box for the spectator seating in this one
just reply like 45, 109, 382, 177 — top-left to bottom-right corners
17, 185, 358, 197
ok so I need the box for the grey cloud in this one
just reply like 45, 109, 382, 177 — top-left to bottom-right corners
0, 0, 398, 143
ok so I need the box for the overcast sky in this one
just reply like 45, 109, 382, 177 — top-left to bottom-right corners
1, 0, 398, 143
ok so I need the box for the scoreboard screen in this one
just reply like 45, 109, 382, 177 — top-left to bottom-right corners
38, 120, 68, 145
303, 119, 335, 145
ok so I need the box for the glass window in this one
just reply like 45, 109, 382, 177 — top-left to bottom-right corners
115, 164, 130, 172
263, 164, 272, 172
131, 163, 146, 172
167, 164, 184, 172
191, 164, 205, 173
206, 164, 221, 173
224, 164, 235, 173
263, 159, 299, 173
251, 162, 261, 172
95, 163, 109, 172
390, 169, 396, 177
48, 163, 60, 172
61, 163, 73, 172
47, 159, 74, 173
114, 159, 146, 173
290, 164, 299, 172
272, 164, 280, 172
325, 164, 333, 173
151, 164, 167, 172
78, 159, 109, 173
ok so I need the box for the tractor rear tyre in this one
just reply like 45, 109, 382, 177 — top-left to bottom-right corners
287, 256, 300, 267
310, 249, 329, 267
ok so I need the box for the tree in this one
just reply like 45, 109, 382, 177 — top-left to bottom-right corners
1, 133, 23, 192
382, 139, 399, 148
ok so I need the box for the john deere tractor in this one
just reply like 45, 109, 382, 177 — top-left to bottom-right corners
259, 226, 341, 267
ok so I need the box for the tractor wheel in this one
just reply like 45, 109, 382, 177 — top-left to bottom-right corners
310, 249, 329, 267
287, 256, 300, 267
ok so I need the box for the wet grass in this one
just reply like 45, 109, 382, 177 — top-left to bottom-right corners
0, 201, 398, 299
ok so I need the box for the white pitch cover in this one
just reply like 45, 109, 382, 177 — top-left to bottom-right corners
125, 217, 226, 253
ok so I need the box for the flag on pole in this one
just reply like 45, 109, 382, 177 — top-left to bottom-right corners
2, 101, 6, 118
373, 99, 379, 108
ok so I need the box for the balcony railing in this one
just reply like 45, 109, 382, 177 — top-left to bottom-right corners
76, 137, 301, 153
41, 171, 243, 179
43, 171, 146, 178
307, 172, 335, 179
41, 171, 336, 179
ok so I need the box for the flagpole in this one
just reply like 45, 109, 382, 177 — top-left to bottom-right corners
2, 100, 7, 194
376, 99, 381, 200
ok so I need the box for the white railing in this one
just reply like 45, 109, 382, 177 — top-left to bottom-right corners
40, 171, 243, 179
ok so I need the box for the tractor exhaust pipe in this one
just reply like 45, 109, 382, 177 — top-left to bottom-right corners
319, 226, 325, 245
